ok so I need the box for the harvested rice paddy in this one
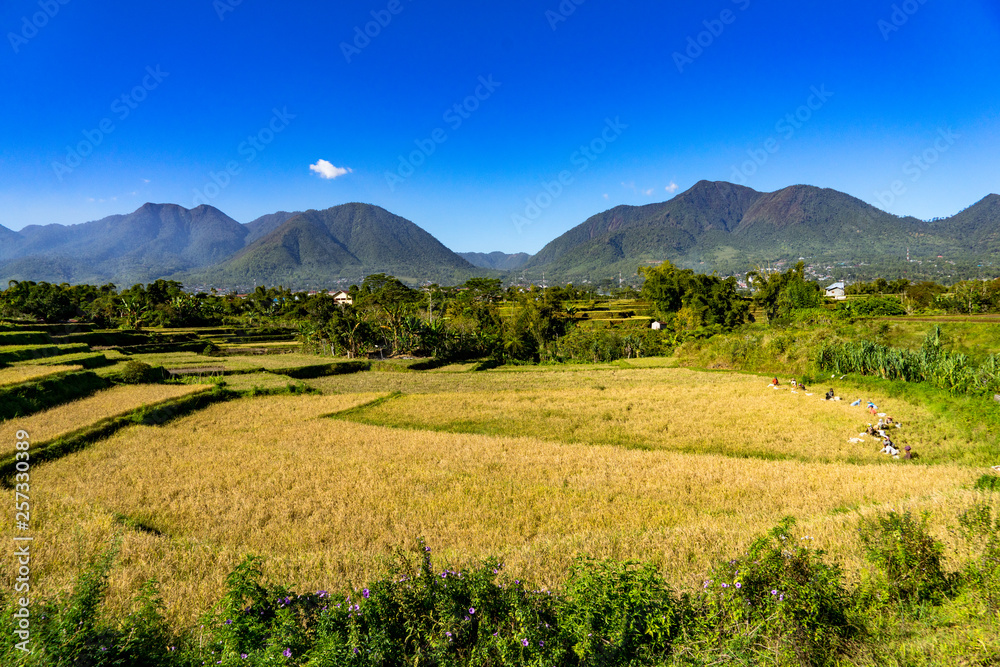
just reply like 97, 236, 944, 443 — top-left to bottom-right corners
0, 366, 990, 627
0, 363, 82, 387
0, 383, 213, 454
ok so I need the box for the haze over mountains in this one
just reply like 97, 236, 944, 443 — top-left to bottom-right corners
1, 181, 997, 288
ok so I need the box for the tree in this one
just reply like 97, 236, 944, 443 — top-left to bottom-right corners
746, 262, 821, 324
640, 261, 749, 330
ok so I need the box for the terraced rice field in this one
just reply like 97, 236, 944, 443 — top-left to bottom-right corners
1, 367, 989, 627
0, 383, 213, 454
0, 364, 82, 387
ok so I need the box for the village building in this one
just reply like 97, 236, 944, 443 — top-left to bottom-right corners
825, 282, 847, 300
329, 290, 353, 305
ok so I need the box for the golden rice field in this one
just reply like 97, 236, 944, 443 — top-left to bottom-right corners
0, 383, 213, 455
0, 371, 990, 629
319, 368, 978, 464
0, 363, 82, 387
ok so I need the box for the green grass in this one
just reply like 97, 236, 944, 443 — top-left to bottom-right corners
0, 343, 91, 364
0, 331, 50, 345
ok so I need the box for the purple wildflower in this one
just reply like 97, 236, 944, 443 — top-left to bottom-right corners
283, 648, 292, 657
521, 638, 529, 647
469, 607, 475, 614
362, 588, 370, 599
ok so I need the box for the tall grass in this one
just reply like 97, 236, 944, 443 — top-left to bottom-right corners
818, 327, 1000, 396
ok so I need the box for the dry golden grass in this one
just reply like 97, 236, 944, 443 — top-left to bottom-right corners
0, 383, 213, 455
338, 368, 966, 464
0, 392, 980, 628
0, 364, 82, 387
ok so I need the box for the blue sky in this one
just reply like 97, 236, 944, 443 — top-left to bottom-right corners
1, 0, 998, 254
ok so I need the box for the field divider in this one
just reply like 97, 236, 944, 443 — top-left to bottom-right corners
0, 381, 329, 485
322, 391, 404, 419
0, 370, 112, 421
0, 386, 230, 486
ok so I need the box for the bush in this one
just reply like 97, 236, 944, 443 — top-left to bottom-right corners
857, 510, 950, 606
117, 360, 162, 384
842, 296, 907, 317
694, 517, 854, 664
956, 503, 1000, 616
560, 557, 680, 663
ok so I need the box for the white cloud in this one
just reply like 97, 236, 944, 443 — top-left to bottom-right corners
642, 188, 654, 196
665, 181, 679, 194
309, 159, 353, 180
602, 193, 609, 199
142, 178, 151, 184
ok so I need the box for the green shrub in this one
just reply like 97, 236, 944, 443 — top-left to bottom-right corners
842, 296, 907, 317
694, 517, 854, 664
117, 360, 162, 384
857, 510, 950, 606
560, 557, 680, 663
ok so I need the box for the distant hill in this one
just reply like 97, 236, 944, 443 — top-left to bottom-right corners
521, 181, 990, 281
459, 251, 531, 271
182, 203, 482, 288
1, 183, 996, 288
0, 203, 248, 285
244, 211, 301, 245
933, 195, 1000, 255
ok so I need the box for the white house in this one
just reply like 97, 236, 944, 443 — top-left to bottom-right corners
329, 290, 353, 305
650, 321, 665, 330
825, 282, 846, 300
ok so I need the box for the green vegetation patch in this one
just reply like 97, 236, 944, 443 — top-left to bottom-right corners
0, 370, 110, 421
0, 343, 90, 364
0, 330, 51, 346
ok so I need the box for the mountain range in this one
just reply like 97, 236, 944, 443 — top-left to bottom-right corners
1, 181, 997, 288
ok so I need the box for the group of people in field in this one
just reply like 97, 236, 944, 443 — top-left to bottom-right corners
768, 377, 913, 460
